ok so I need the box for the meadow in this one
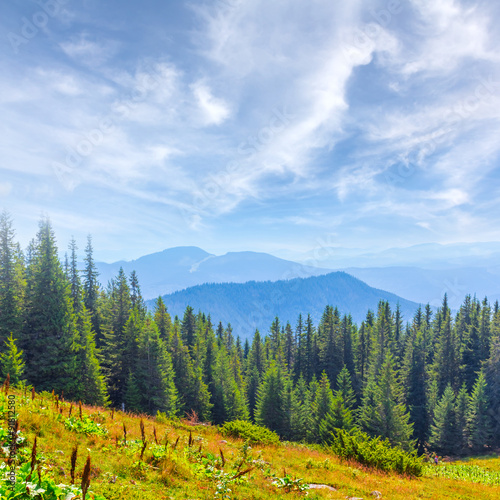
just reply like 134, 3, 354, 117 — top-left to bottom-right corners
1, 386, 499, 500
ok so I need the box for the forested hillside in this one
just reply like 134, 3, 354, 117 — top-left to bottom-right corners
0, 212, 499, 458
151, 273, 421, 337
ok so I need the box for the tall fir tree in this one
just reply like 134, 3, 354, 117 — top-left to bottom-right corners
429, 384, 458, 454
0, 334, 25, 384
467, 371, 491, 452
23, 218, 77, 394
0, 211, 25, 345
82, 235, 101, 344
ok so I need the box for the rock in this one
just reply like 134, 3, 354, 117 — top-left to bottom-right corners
219, 440, 227, 444
309, 484, 337, 491
371, 491, 382, 498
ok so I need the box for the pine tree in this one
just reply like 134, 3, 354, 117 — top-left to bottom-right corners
0, 211, 25, 344
334, 366, 356, 409
358, 353, 414, 450
212, 346, 248, 423
68, 238, 82, 314
0, 334, 25, 384
484, 336, 500, 447
154, 296, 172, 345
73, 307, 108, 406
467, 371, 491, 452
455, 384, 469, 453
134, 319, 178, 416
432, 304, 459, 395
124, 370, 141, 413
402, 327, 428, 450
255, 362, 286, 436
429, 384, 457, 454
82, 235, 101, 344
290, 375, 309, 441
181, 306, 196, 353
319, 395, 354, 444
129, 270, 146, 319
23, 218, 76, 394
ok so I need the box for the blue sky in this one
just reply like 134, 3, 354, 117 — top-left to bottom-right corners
1, 0, 500, 262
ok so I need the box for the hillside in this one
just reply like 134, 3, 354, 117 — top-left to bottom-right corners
3, 387, 499, 500
152, 271, 422, 337
95, 247, 332, 299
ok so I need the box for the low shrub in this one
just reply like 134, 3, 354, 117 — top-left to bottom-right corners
64, 415, 108, 436
219, 420, 280, 445
329, 428, 424, 476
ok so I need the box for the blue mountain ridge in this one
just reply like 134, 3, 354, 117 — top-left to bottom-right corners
147, 271, 423, 339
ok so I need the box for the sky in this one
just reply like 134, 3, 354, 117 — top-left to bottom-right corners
1, 0, 500, 263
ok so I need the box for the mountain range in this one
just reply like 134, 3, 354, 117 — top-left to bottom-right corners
94, 246, 332, 298
147, 272, 423, 338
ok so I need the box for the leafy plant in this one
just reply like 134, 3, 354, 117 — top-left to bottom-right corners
219, 420, 280, 445
64, 416, 108, 436
272, 473, 309, 493
329, 428, 424, 476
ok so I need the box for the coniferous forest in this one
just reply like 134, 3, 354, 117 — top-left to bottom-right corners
1, 212, 499, 458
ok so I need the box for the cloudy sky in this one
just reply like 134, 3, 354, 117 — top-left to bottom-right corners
1, 0, 500, 262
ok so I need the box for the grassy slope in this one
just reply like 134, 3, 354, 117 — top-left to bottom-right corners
3, 388, 500, 500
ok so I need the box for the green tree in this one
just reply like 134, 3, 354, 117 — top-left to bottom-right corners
429, 384, 457, 454
0, 211, 25, 344
358, 353, 414, 450
134, 319, 178, 416
0, 334, 25, 384
255, 362, 287, 436
484, 336, 500, 447
73, 307, 108, 406
334, 366, 356, 409
23, 218, 76, 394
82, 235, 101, 344
467, 371, 491, 452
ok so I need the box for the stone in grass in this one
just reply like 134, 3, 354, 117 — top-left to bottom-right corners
371, 491, 382, 498
309, 484, 337, 491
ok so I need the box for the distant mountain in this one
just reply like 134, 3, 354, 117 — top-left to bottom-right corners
95, 247, 332, 299
148, 272, 423, 339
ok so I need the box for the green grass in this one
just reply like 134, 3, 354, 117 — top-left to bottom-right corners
1, 386, 499, 499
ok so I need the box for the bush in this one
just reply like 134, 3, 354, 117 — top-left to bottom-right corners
329, 428, 424, 476
219, 420, 280, 445
64, 416, 108, 436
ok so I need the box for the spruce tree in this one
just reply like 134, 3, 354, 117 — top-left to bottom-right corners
455, 384, 469, 453
23, 218, 76, 394
255, 362, 286, 435
484, 336, 500, 446
467, 371, 491, 452
134, 319, 178, 416
73, 307, 108, 406
358, 353, 414, 450
429, 384, 457, 454
0, 334, 25, 384
82, 235, 101, 343
154, 296, 172, 345
0, 211, 25, 344
334, 366, 356, 409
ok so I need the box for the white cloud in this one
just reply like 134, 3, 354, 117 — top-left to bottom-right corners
60, 34, 119, 67
191, 81, 231, 126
